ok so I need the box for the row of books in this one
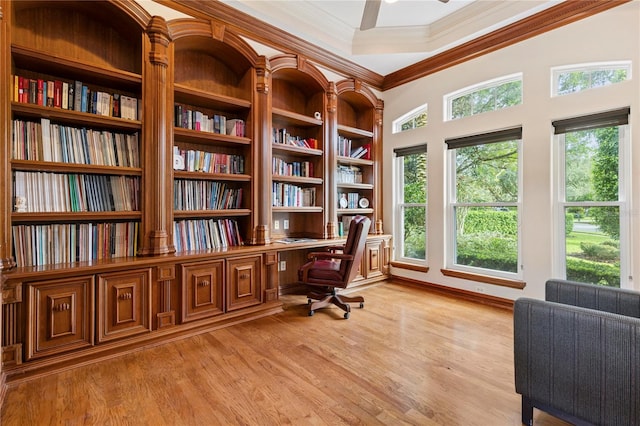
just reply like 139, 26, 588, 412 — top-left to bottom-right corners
272, 183, 316, 207
272, 157, 315, 178
173, 218, 243, 252
175, 105, 246, 137
338, 136, 371, 160
336, 165, 363, 184
339, 192, 361, 209
12, 222, 139, 267
13, 172, 140, 213
272, 128, 318, 149
12, 118, 139, 168
13, 75, 139, 120
174, 180, 243, 211
173, 146, 244, 174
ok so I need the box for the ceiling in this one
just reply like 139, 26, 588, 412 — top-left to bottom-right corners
216, 0, 560, 75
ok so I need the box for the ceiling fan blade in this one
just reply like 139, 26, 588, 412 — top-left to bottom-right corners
360, 0, 381, 31
439, 0, 450, 2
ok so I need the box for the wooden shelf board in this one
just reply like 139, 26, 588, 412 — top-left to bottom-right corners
174, 127, 251, 146
338, 208, 374, 214
337, 124, 374, 139
173, 209, 252, 218
272, 175, 323, 185
174, 84, 251, 111
12, 103, 142, 131
12, 160, 142, 176
272, 206, 323, 213
272, 144, 322, 156
12, 211, 142, 223
337, 182, 374, 190
272, 108, 323, 127
173, 171, 251, 182
336, 155, 374, 166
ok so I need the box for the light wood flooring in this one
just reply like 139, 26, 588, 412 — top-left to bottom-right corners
1, 282, 569, 425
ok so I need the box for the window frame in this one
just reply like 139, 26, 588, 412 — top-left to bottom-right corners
553, 107, 631, 288
392, 103, 428, 134
446, 127, 523, 280
443, 73, 523, 121
393, 144, 428, 264
551, 61, 632, 97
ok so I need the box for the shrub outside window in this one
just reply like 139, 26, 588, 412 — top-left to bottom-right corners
445, 74, 522, 121
394, 145, 427, 262
553, 108, 630, 288
446, 127, 522, 277
552, 61, 631, 96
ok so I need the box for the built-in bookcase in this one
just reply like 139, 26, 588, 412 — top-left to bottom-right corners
170, 29, 257, 251
8, 2, 144, 267
335, 80, 383, 235
270, 56, 328, 239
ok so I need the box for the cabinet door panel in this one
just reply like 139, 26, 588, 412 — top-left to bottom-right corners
227, 255, 262, 311
98, 269, 151, 343
365, 241, 383, 279
26, 276, 95, 361
181, 260, 224, 323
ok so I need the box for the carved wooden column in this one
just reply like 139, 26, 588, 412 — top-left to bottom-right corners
0, 2, 15, 270
139, 16, 175, 255
325, 83, 338, 239
373, 99, 384, 233
251, 56, 271, 245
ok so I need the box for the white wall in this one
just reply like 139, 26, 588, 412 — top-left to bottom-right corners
381, 2, 640, 300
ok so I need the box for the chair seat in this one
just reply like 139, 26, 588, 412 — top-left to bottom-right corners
298, 259, 341, 282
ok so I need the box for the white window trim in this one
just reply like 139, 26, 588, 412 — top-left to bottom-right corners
394, 152, 427, 264
443, 72, 523, 122
446, 139, 523, 280
553, 125, 631, 287
392, 103, 428, 134
551, 61, 632, 97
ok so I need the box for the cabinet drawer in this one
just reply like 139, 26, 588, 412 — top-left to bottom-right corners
26, 276, 95, 361
180, 260, 224, 323
227, 255, 262, 311
97, 269, 152, 343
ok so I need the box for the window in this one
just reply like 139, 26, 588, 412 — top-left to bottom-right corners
553, 108, 630, 288
446, 127, 522, 277
552, 61, 631, 96
392, 103, 427, 134
394, 144, 427, 262
445, 74, 522, 121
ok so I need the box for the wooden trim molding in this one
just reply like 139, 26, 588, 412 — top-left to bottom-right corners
389, 261, 429, 273
440, 269, 526, 290
392, 275, 514, 311
383, 0, 630, 90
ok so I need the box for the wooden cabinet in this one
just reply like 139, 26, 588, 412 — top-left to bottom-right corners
227, 255, 262, 311
169, 22, 260, 252
181, 260, 224, 322
97, 269, 152, 343
25, 276, 94, 360
269, 55, 329, 239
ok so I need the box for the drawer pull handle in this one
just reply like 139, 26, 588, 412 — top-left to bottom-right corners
119, 292, 133, 300
198, 280, 210, 287
240, 273, 250, 280
55, 303, 70, 312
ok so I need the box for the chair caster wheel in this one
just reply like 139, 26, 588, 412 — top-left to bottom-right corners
359, 302, 364, 309
307, 298, 312, 305
344, 312, 350, 319
309, 310, 314, 316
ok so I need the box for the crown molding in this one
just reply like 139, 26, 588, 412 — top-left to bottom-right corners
158, 0, 385, 89
157, 0, 628, 93
382, 0, 630, 91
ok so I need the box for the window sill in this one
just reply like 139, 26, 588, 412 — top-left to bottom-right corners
440, 268, 526, 289
390, 261, 429, 273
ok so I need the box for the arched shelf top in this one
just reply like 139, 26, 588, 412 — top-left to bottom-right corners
270, 54, 330, 96
335, 79, 382, 111
168, 19, 261, 73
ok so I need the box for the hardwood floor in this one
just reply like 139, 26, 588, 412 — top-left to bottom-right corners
1, 282, 569, 425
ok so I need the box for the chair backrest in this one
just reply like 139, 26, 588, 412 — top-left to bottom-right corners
340, 215, 371, 286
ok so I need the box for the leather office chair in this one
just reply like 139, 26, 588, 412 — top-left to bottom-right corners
298, 215, 370, 319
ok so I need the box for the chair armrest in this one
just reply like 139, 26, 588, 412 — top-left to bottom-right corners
325, 245, 345, 252
546, 279, 640, 318
307, 252, 354, 261
514, 297, 640, 425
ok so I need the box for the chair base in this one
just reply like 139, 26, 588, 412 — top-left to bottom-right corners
307, 288, 364, 319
